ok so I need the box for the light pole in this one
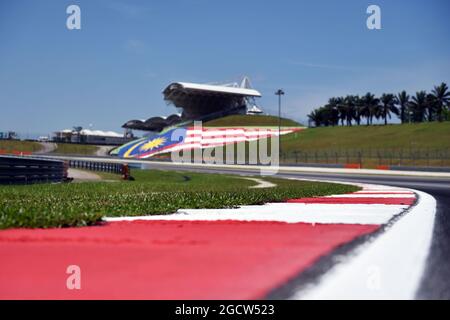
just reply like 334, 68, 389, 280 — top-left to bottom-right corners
275, 89, 285, 160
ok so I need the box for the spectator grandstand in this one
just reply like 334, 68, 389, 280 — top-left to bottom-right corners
122, 77, 263, 133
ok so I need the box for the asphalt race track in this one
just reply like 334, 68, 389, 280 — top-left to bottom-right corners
142, 162, 450, 299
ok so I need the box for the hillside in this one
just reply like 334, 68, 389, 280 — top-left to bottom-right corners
282, 122, 450, 150
204, 115, 302, 127
280, 122, 450, 167
0, 140, 99, 156
52, 143, 99, 155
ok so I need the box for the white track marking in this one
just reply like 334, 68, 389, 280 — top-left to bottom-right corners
325, 194, 414, 198
68, 169, 101, 181
244, 177, 276, 189
355, 190, 406, 192
105, 203, 408, 225
294, 189, 436, 300
105, 182, 414, 225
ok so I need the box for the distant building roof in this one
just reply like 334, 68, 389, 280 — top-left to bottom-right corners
56, 129, 123, 137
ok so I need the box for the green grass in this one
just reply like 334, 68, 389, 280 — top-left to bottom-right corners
279, 122, 450, 167
0, 140, 101, 156
0, 170, 358, 229
204, 115, 302, 127
52, 143, 99, 155
0, 140, 43, 153
281, 122, 450, 151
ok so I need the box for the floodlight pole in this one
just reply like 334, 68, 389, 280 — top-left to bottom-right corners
275, 89, 285, 160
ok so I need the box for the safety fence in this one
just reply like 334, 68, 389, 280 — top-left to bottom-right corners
280, 148, 450, 168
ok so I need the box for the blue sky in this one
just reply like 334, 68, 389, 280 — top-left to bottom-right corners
1, 0, 449, 137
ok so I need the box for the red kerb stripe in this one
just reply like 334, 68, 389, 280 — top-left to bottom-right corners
287, 197, 416, 205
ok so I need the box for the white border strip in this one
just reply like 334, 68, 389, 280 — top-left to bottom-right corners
293, 189, 436, 300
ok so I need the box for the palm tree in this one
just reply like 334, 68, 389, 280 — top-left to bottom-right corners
324, 97, 340, 126
342, 95, 357, 126
431, 82, 450, 122
307, 109, 322, 127
336, 97, 347, 126
353, 95, 363, 125
396, 91, 410, 124
360, 92, 379, 125
409, 91, 428, 122
426, 94, 437, 122
380, 94, 399, 125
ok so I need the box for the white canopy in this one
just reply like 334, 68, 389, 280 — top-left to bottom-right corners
164, 82, 261, 97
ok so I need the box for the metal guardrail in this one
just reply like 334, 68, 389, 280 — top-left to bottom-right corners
68, 160, 123, 174
389, 165, 450, 173
0, 155, 66, 184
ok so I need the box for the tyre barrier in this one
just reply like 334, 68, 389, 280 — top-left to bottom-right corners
0, 155, 65, 185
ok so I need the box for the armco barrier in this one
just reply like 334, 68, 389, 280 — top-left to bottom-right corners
0, 155, 65, 184
68, 160, 123, 174
390, 165, 450, 173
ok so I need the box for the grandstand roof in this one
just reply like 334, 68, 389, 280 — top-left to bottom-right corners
162, 79, 261, 120
163, 82, 261, 98
122, 114, 182, 132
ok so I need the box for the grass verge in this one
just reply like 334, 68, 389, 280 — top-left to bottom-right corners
282, 122, 450, 151
0, 140, 43, 153
280, 122, 450, 167
52, 143, 99, 155
0, 170, 358, 229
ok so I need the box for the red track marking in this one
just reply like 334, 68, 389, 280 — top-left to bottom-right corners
344, 163, 361, 169
287, 197, 415, 205
354, 192, 413, 195
0, 220, 377, 300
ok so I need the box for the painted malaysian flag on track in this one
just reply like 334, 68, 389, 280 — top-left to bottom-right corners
118, 127, 303, 159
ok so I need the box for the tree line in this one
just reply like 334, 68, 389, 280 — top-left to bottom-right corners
307, 82, 450, 127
